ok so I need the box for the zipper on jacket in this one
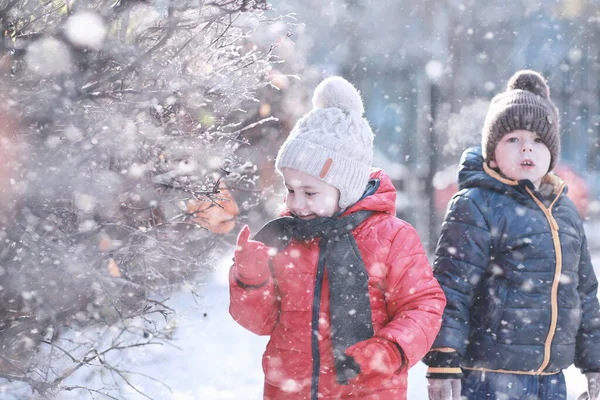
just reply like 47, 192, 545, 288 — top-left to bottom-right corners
525, 183, 566, 374
310, 239, 328, 400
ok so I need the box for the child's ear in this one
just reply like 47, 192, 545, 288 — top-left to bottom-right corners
489, 160, 498, 168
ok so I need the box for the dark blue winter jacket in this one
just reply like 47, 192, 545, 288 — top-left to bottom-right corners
425, 147, 600, 376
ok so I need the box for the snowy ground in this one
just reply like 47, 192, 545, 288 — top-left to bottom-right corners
51, 250, 599, 400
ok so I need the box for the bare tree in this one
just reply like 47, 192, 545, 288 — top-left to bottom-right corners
0, 0, 287, 397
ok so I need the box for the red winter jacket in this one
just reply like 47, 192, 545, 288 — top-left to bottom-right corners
229, 169, 445, 400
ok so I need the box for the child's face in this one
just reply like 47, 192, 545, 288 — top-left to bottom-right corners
281, 168, 341, 219
489, 129, 551, 188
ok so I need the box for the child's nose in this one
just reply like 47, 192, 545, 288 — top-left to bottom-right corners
521, 141, 533, 152
290, 194, 306, 211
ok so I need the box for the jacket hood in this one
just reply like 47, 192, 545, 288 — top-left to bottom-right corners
458, 147, 567, 202
458, 146, 507, 192
343, 168, 397, 216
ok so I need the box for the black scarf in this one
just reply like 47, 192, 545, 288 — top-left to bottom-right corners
253, 210, 375, 385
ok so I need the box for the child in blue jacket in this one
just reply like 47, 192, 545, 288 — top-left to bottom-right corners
425, 70, 600, 400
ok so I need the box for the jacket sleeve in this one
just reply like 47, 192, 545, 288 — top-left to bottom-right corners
375, 223, 446, 369
428, 193, 492, 355
229, 260, 279, 336
574, 232, 600, 372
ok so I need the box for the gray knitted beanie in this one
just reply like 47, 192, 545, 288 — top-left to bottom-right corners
275, 76, 374, 209
482, 70, 560, 171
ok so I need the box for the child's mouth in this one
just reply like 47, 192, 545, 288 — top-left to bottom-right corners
295, 213, 315, 220
521, 159, 535, 167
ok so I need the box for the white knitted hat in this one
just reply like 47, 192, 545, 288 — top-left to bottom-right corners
275, 76, 374, 209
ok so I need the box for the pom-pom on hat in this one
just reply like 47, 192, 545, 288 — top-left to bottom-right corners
482, 70, 560, 171
275, 76, 374, 209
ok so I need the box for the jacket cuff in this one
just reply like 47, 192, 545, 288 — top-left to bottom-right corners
394, 343, 406, 370
234, 275, 269, 289
583, 368, 600, 373
423, 350, 463, 379
373, 337, 404, 372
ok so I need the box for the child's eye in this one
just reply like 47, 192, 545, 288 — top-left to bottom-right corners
506, 137, 518, 143
305, 192, 317, 197
287, 188, 295, 194
534, 137, 543, 143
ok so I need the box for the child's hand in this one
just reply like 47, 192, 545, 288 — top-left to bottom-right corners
234, 225, 270, 284
578, 372, 600, 400
427, 378, 461, 400
345, 337, 403, 377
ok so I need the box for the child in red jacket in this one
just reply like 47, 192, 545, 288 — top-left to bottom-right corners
229, 76, 446, 400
